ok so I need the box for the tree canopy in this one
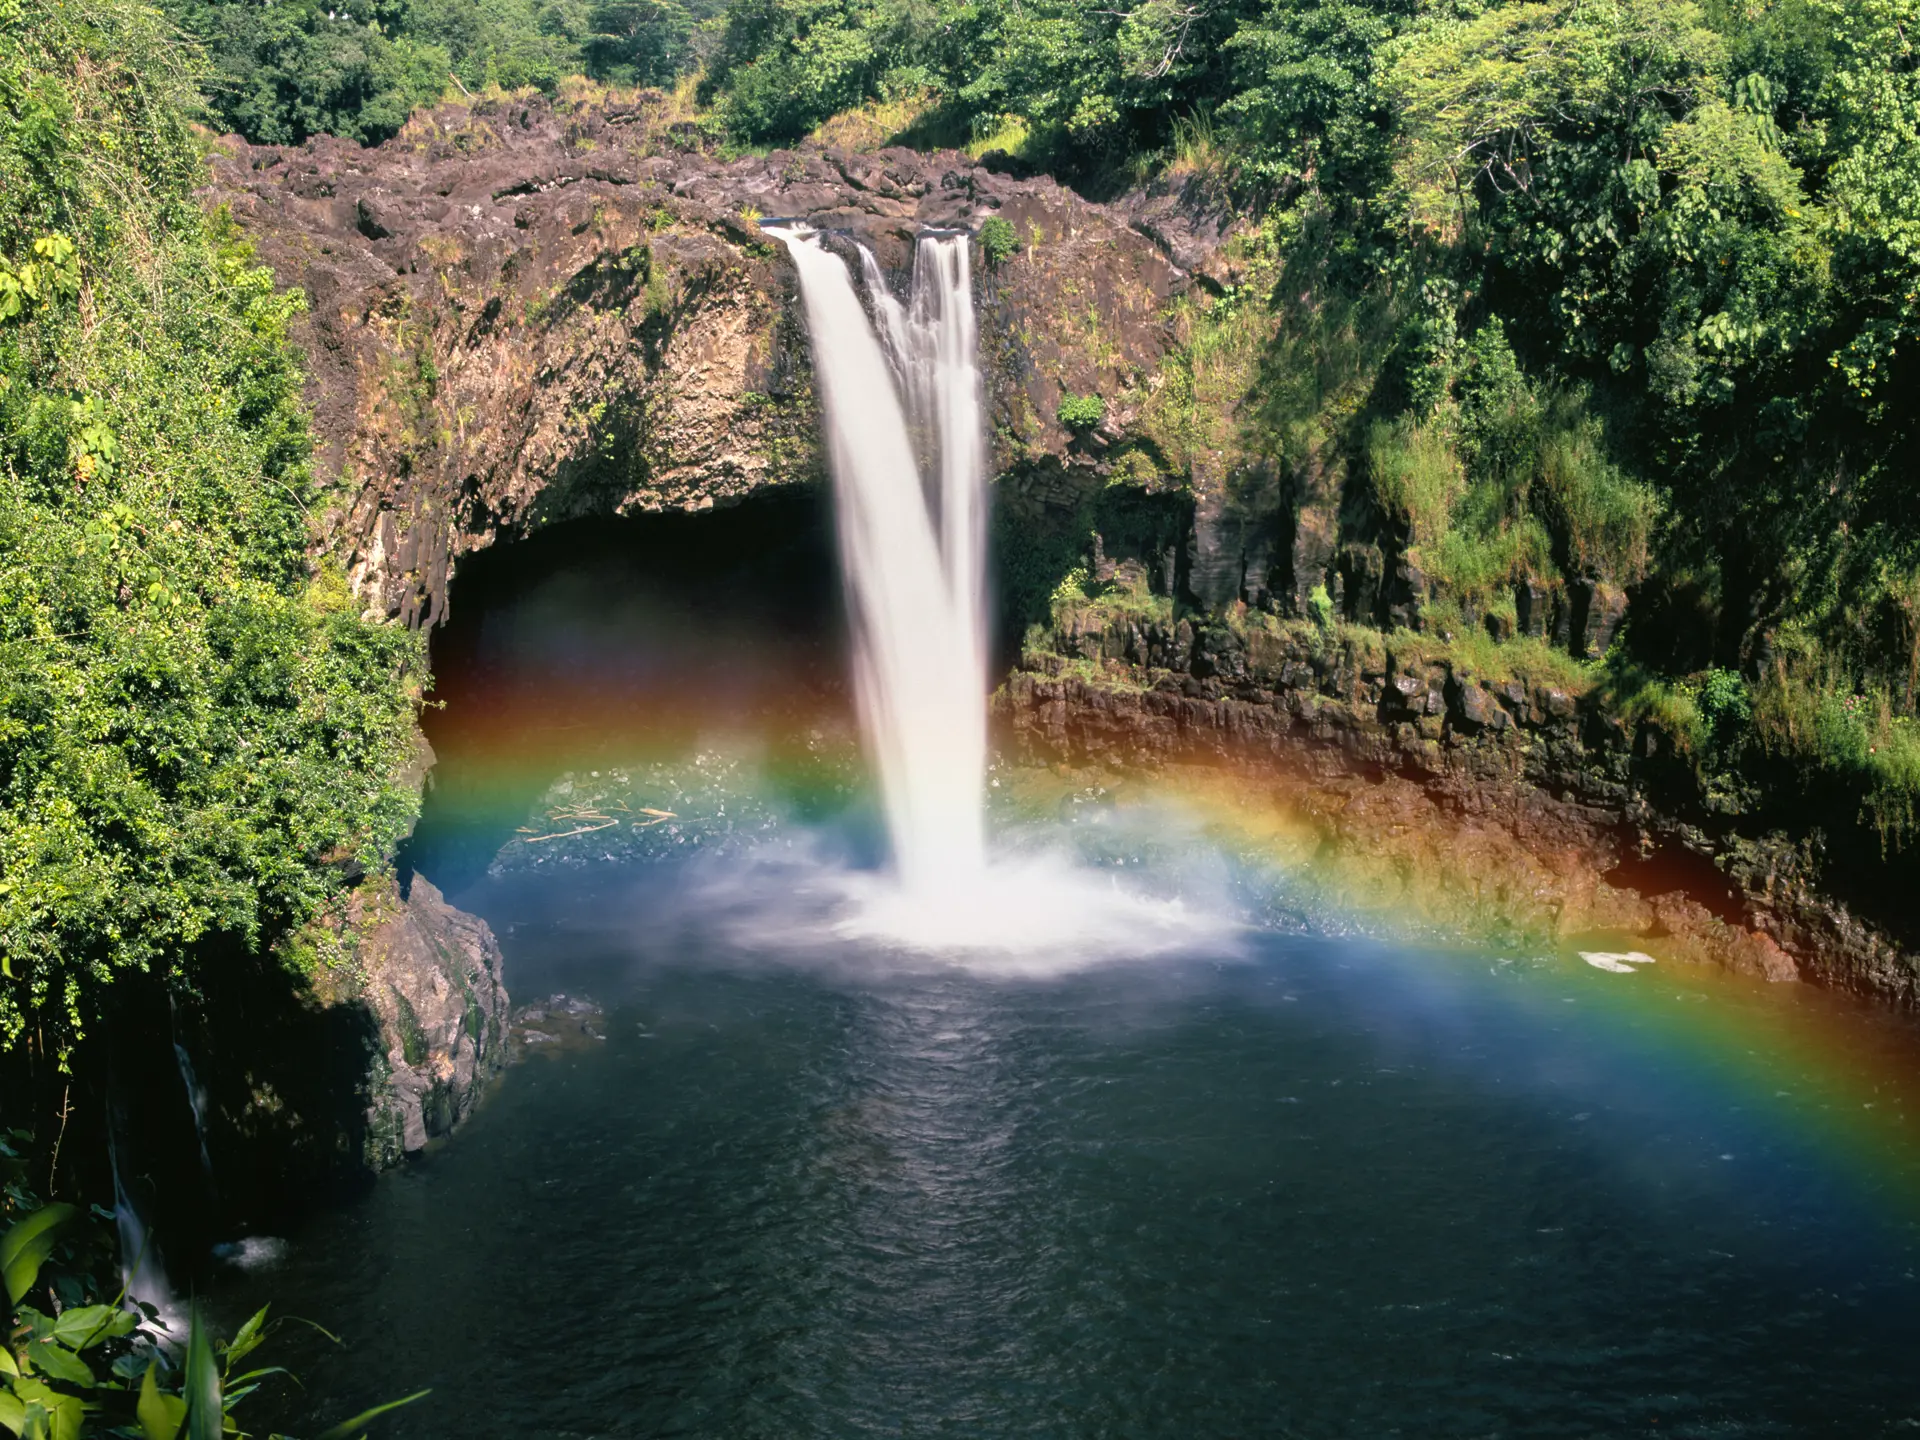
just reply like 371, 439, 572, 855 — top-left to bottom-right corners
0, 0, 422, 1054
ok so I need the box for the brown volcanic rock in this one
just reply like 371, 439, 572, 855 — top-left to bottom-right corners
999, 614, 1920, 1006
207, 94, 1193, 628
351, 872, 510, 1164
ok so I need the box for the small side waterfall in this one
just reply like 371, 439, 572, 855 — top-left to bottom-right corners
169, 995, 217, 1192
772, 228, 989, 896
107, 1123, 174, 1321
173, 1040, 216, 1189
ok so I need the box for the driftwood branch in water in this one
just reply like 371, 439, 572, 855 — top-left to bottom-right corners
514, 804, 679, 843
518, 819, 620, 843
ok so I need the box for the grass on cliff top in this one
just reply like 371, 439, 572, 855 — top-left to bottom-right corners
1227, 601, 1601, 695
1051, 570, 1175, 627
1039, 583, 1602, 696
808, 89, 945, 151
1755, 666, 1920, 848
1382, 609, 1600, 694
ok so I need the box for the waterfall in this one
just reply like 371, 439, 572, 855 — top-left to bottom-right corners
764, 222, 1210, 959
173, 1039, 216, 1190
771, 228, 989, 896
107, 1124, 174, 1322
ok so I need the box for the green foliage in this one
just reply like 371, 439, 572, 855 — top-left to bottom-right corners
1307, 582, 1335, 629
159, 0, 713, 145
1220, 0, 1405, 193
976, 216, 1019, 267
1386, 0, 1723, 235
0, 0, 422, 1056
1533, 417, 1658, 584
702, 0, 924, 143
1602, 660, 1703, 748
696, 0, 1407, 180
1057, 392, 1106, 431
1755, 665, 1920, 848
1359, 315, 1653, 609
1366, 414, 1461, 548
1384, 616, 1600, 694
0, 1135, 426, 1439
1049, 564, 1091, 609
1, 1203, 78, 1307
160, 0, 452, 145
1697, 666, 1751, 748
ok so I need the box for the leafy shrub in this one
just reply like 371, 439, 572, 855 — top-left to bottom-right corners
1049, 564, 1091, 610
977, 216, 1019, 266
160, 0, 703, 146
1603, 662, 1704, 749
701, 0, 913, 144
1307, 582, 1335, 629
1426, 516, 1552, 604
1367, 415, 1463, 548
1535, 419, 1658, 585
1, 1134, 426, 1438
1697, 667, 1752, 749
1749, 658, 1920, 848
1058, 393, 1106, 431
0, 0, 421, 1057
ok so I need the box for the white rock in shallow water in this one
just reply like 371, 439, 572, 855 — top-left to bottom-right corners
1581, 951, 1657, 973
213, 1237, 288, 1271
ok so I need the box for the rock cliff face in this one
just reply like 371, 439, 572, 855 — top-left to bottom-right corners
209, 91, 1191, 630
348, 873, 511, 1165
1002, 616, 1920, 1004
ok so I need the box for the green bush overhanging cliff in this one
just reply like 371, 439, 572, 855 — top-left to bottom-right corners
158, 0, 720, 146
0, 0, 421, 1060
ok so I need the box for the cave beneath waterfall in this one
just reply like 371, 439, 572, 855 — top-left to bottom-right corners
404, 486, 854, 895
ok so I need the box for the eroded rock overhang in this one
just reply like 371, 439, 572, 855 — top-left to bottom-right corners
208, 93, 1200, 629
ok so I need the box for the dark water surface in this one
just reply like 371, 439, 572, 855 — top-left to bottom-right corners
238, 855, 1920, 1439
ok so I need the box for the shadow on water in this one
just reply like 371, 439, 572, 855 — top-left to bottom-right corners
3, 939, 388, 1292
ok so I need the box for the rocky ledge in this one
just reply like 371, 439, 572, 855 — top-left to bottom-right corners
346, 872, 512, 1165
1001, 613, 1920, 1005
209, 91, 1203, 629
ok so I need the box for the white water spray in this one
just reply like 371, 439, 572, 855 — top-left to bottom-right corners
107, 1126, 176, 1326
772, 228, 989, 896
769, 222, 1226, 957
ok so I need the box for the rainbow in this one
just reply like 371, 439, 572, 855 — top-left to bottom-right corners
414, 690, 1920, 1229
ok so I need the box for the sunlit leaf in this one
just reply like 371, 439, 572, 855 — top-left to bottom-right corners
22, 1341, 90, 1389
0, 1206, 77, 1306
49, 1304, 132, 1350
221, 1307, 270, 1371
138, 1361, 186, 1440
183, 1304, 221, 1440
7, 1379, 85, 1440
112, 1351, 152, 1381
311, 1388, 431, 1440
